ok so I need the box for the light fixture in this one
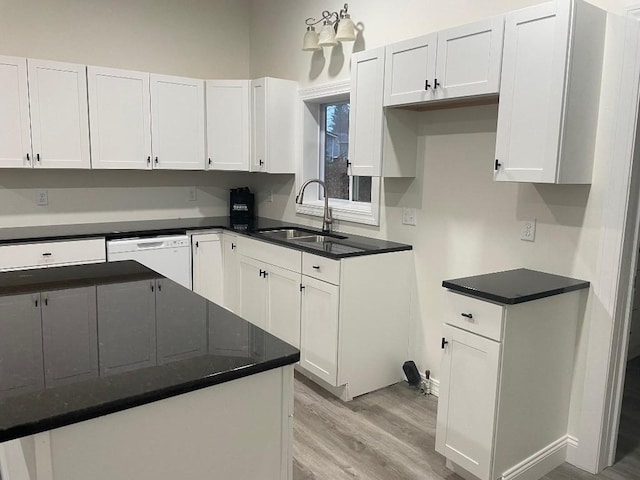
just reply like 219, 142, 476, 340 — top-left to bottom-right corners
303, 3, 356, 51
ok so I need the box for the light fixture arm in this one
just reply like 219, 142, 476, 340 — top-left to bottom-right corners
305, 3, 349, 28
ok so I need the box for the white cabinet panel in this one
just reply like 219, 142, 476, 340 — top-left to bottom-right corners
434, 17, 504, 100
0, 55, 32, 168
383, 33, 437, 106
239, 255, 268, 330
436, 324, 501, 480
300, 276, 340, 386
250, 77, 297, 173
88, 66, 151, 170
495, 0, 604, 183
349, 48, 385, 177
28, 59, 90, 169
266, 264, 301, 349
150, 74, 205, 170
206, 80, 249, 171
222, 233, 240, 314
192, 232, 223, 304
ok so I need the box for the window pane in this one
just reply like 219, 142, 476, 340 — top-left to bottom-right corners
353, 176, 372, 203
323, 103, 350, 200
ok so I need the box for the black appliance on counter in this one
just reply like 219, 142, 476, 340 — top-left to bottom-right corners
230, 187, 255, 220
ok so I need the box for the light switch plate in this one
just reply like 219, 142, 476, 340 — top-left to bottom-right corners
402, 208, 417, 226
37, 190, 48, 206
188, 187, 197, 202
521, 219, 536, 242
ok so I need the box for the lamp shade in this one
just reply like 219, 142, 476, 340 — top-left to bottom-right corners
318, 21, 338, 47
335, 15, 356, 41
302, 26, 321, 51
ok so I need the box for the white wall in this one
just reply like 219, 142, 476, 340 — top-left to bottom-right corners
249, 0, 627, 470
0, 0, 253, 226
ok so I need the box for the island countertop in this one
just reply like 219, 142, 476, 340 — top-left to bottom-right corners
0, 261, 300, 443
0, 216, 412, 259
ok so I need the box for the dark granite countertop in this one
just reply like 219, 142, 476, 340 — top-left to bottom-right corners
0, 216, 412, 260
0, 261, 299, 443
442, 268, 590, 305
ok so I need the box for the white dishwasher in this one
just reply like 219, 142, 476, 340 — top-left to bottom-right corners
107, 235, 192, 289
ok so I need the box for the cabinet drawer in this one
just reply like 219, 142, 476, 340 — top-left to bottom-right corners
237, 236, 301, 272
444, 291, 504, 341
0, 238, 106, 271
302, 253, 341, 285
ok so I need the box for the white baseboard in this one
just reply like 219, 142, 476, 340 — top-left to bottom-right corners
565, 435, 580, 465
501, 435, 571, 480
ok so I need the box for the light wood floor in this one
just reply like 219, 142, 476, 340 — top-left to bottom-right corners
292, 358, 640, 480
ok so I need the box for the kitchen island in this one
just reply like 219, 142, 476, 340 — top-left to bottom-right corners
0, 261, 299, 480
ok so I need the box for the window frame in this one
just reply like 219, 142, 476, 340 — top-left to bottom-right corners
297, 82, 380, 226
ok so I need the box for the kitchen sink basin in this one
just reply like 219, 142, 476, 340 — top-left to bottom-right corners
255, 228, 346, 241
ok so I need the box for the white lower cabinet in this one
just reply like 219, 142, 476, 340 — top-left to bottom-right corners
191, 232, 223, 304
228, 235, 412, 400
238, 249, 301, 349
0, 237, 106, 272
300, 275, 340, 385
436, 290, 583, 480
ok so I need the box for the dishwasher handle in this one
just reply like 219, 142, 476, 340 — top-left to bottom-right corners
135, 241, 165, 249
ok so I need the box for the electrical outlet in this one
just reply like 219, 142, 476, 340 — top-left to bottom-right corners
521, 219, 536, 242
37, 190, 48, 206
402, 208, 417, 226
268, 190, 273, 203
188, 187, 197, 202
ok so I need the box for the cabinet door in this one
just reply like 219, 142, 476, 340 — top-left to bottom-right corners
494, 1, 571, 183
250, 78, 266, 172
28, 59, 90, 169
87, 66, 152, 169
349, 47, 386, 177
208, 302, 249, 357
0, 56, 32, 168
238, 255, 268, 330
150, 74, 205, 170
192, 233, 223, 304
222, 233, 240, 313
0, 293, 43, 397
266, 264, 301, 348
97, 280, 157, 375
436, 324, 500, 480
383, 33, 437, 107
300, 276, 340, 386
206, 80, 249, 171
156, 279, 208, 364
434, 17, 504, 100
41, 287, 98, 387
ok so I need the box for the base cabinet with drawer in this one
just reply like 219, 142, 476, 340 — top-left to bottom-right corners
436, 288, 585, 480
0, 237, 106, 271
230, 235, 412, 400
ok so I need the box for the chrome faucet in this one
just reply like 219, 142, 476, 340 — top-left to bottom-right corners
295, 179, 333, 233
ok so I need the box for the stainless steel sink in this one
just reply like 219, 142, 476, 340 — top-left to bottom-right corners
255, 228, 318, 240
255, 228, 346, 241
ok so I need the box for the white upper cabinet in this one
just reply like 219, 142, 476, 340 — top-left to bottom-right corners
495, 0, 605, 183
28, 59, 90, 169
0, 56, 32, 168
384, 33, 437, 107
150, 73, 205, 170
250, 77, 297, 173
383, 17, 504, 107
88, 67, 152, 170
206, 80, 250, 171
349, 47, 385, 177
434, 17, 504, 101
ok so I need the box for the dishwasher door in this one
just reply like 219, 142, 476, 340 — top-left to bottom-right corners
107, 235, 192, 289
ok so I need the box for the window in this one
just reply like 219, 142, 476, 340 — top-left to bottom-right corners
319, 102, 372, 204
298, 81, 380, 226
